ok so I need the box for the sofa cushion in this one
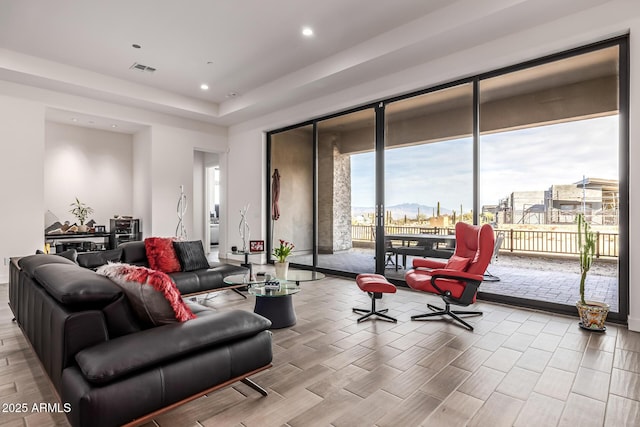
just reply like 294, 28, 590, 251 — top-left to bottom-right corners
36, 248, 78, 263
173, 240, 210, 272
32, 263, 122, 306
102, 295, 144, 338
74, 310, 271, 385
77, 248, 123, 269
119, 241, 148, 266
96, 263, 196, 327
169, 263, 247, 295
56, 249, 79, 263
144, 237, 181, 273
18, 253, 78, 278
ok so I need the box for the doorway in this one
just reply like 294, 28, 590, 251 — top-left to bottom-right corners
205, 154, 220, 261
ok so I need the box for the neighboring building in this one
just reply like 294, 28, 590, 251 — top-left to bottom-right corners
492, 177, 619, 225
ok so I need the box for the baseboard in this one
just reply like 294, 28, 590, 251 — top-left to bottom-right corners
627, 315, 640, 332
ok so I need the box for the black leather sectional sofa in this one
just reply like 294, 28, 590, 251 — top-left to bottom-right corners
78, 240, 248, 297
8, 253, 273, 427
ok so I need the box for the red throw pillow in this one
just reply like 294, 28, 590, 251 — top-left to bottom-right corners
144, 237, 181, 273
445, 255, 471, 271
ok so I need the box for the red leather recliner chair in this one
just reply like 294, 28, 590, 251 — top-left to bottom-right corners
404, 222, 495, 331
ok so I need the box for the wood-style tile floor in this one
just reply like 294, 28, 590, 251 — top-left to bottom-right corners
2, 276, 640, 427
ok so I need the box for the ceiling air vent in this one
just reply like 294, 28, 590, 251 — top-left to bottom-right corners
129, 62, 156, 73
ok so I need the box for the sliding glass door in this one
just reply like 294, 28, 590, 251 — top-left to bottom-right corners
316, 109, 376, 274
267, 37, 627, 320
383, 84, 474, 279
477, 44, 624, 318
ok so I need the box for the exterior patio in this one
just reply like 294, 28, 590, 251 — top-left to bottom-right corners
290, 249, 619, 313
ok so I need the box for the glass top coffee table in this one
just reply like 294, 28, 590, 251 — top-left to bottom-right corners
280, 270, 325, 286
223, 270, 325, 329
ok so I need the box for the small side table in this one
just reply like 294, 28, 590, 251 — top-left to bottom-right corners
223, 270, 325, 329
228, 251, 263, 277
223, 273, 298, 328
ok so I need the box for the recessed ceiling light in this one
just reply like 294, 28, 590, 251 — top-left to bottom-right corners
200, 84, 209, 90
226, 92, 238, 98
132, 44, 141, 49
111, 124, 118, 128
302, 27, 313, 37
71, 118, 78, 122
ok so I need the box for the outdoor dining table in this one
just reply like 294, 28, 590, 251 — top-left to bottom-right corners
385, 233, 456, 270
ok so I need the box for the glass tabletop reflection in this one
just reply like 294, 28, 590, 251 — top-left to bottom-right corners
283, 270, 325, 284
223, 270, 325, 296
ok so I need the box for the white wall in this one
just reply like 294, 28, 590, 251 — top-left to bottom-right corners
228, 3, 640, 329
132, 127, 152, 238
0, 83, 228, 280
147, 125, 227, 240
43, 122, 228, 245
44, 122, 133, 227
226, 132, 266, 257
0, 96, 45, 282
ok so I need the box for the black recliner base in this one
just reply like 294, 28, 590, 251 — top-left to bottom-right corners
353, 292, 397, 323
411, 302, 482, 331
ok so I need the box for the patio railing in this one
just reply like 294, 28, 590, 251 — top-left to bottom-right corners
352, 225, 618, 258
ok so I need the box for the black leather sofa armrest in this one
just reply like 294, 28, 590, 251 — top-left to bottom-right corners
75, 310, 272, 384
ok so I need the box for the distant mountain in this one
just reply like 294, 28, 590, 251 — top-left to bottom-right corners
352, 203, 453, 219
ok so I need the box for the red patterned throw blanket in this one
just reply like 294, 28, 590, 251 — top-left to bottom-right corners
97, 263, 195, 325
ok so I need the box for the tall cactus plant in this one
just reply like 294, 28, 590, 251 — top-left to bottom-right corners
577, 213, 596, 305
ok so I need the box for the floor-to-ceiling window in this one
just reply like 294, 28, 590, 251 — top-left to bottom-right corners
477, 44, 624, 319
316, 109, 376, 274
266, 37, 627, 320
383, 84, 474, 280
269, 125, 314, 268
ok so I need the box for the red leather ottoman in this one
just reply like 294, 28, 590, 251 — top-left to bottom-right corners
353, 274, 397, 323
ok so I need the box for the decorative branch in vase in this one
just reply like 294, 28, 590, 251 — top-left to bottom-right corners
176, 185, 187, 239
239, 204, 250, 252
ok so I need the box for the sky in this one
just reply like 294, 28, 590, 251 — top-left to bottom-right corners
350, 115, 619, 212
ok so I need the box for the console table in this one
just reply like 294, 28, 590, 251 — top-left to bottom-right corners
45, 232, 113, 252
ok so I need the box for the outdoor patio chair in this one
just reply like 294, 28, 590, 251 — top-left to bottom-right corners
404, 222, 495, 331
484, 231, 505, 282
371, 226, 397, 268
383, 239, 396, 268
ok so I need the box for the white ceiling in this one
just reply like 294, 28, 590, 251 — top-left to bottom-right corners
0, 0, 611, 130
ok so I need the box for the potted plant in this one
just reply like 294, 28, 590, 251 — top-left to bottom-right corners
575, 213, 609, 331
69, 197, 94, 233
273, 239, 294, 279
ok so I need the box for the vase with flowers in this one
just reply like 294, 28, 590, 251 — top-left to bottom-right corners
273, 239, 294, 279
